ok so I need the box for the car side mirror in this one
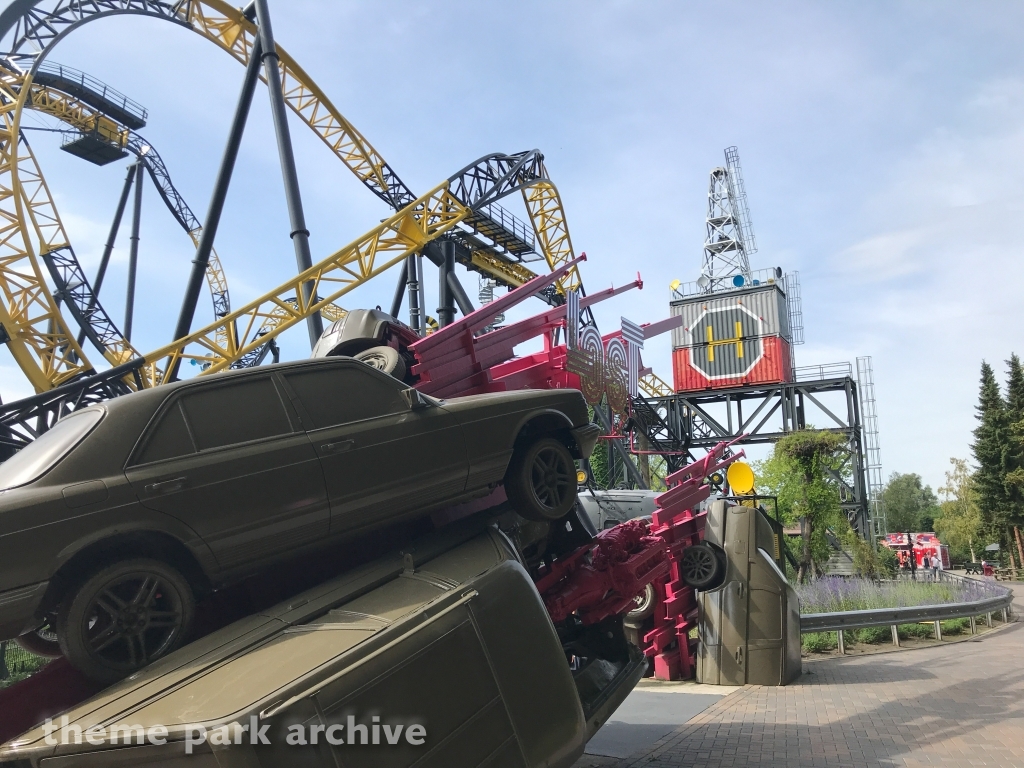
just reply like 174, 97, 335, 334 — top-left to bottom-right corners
402, 388, 431, 410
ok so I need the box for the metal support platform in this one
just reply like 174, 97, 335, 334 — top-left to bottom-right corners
650, 376, 871, 536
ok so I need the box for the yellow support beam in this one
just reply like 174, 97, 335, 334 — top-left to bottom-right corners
145, 183, 469, 380
639, 371, 675, 398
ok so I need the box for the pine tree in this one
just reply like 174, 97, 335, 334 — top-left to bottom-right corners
1003, 355, 1024, 527
972, 361, 1008, 544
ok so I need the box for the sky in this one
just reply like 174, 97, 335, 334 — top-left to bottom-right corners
3, 0, 1024, 493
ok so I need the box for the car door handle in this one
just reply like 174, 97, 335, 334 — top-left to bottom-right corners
321, 440, 355, 454
145, 477, 187, 494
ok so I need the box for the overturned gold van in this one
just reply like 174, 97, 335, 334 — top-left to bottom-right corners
0, 515, 645, 768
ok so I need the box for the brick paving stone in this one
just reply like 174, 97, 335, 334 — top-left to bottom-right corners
573, 586, 1024, 768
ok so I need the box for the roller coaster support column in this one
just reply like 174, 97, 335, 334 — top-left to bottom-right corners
407, 253, 423, 334
254, 0, 323, 348
437, 241, 456, 327
592, 403, 648, 490
78, 163, 137, 348
447, 272, 475, 317
170, 35, 264, 377
124, 158, 144, 342
389, 262, 408, 319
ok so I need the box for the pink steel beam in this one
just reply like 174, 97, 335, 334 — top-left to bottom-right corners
411, 260, 644, 398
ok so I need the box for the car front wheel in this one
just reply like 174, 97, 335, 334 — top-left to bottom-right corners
56, 558, 195, 684
505, 437, 578, 521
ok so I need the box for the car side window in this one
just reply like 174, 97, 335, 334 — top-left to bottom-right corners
181, 377, 293, 451
284, 365, 407, 429
135, 401, 196, 465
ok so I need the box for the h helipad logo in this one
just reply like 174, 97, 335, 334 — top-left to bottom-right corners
686, 305, 764, 379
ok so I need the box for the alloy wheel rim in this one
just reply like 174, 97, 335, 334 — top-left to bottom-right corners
82, 572, 184, 670
362, 352, 389, 370
683, 548, 715, 583
530, 446, 574, 510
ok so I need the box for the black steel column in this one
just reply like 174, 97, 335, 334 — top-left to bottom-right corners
123, 163, 144, 342
78, 163, 136, 347
446, 272, 475, 316
171, 35, 263, 363
389, 262, 407, 319
254, 0, 323, 348
407, 253, 422, 334
592, 404, 647, 489
437, 241, 455, 327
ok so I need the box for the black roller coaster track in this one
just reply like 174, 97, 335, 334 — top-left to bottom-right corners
43, 125, 234, 371
0, 1, 590, 456
0, 1, 542, 266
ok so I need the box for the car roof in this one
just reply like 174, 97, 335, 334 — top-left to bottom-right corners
103, 356, 367, 416
33, 358, 374, 484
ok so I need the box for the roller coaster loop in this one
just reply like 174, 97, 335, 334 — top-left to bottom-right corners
0, 0, 583, 396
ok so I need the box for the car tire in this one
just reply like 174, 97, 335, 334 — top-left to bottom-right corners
15, 619, 62, 658
626, 582, 657, 621
56, 558, 195, 684
679, 542, 727, 591
505, 437, 578, 522
354, 345, 406, 380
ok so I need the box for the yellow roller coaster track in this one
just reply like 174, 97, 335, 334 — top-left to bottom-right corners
0, 0, 582, 391
23, 73, 236, 356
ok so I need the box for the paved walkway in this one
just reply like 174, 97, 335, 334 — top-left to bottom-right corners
576, 584, 1024, 767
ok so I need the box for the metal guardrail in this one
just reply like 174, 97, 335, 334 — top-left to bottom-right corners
800, 574, 1014, 634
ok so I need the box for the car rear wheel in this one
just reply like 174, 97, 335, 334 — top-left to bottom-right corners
354, 345, 406, 380
505, 437, 578, 522
679, 542, 727, 591
15, 618, 62, 658
56, 558, 195, 684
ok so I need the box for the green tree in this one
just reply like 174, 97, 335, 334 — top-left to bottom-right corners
760, 430, 849, 582
843, 528, 881, 579
1001, 355, 1024, 529
878, 473, 938, 532
972, 361, 1009, 544
935, 457, 982, 562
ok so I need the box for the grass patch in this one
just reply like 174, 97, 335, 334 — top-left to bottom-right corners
0, 647, 49, 689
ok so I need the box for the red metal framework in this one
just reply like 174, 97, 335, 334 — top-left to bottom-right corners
533, 439, 743, 681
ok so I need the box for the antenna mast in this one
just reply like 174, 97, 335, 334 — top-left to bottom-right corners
699, 146, 756, 293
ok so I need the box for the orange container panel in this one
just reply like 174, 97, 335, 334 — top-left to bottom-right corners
672, 335, 793, 392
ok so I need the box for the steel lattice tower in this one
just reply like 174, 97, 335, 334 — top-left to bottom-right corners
699, 146, 757, 294
856, 356, 885, 535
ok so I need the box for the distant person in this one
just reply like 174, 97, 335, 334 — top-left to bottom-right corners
922, 554, 930, 580
933, 554, 941, 580
910, 552, 917, 580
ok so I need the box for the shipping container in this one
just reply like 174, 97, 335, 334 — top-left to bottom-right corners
670, 282, 792, 349
672, 334, 792, 392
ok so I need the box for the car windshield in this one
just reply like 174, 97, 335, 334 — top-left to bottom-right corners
0, 409, 104, 491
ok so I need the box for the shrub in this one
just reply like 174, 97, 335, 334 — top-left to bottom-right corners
897, 623, 933, 639
940, 618, 970, 635
876, 547, 898, 578
855, 625, 892, 644
796, 576, 986, 614
802, 632, 836, 653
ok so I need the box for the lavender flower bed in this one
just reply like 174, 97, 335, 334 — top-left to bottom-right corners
795, 576, 993, 614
